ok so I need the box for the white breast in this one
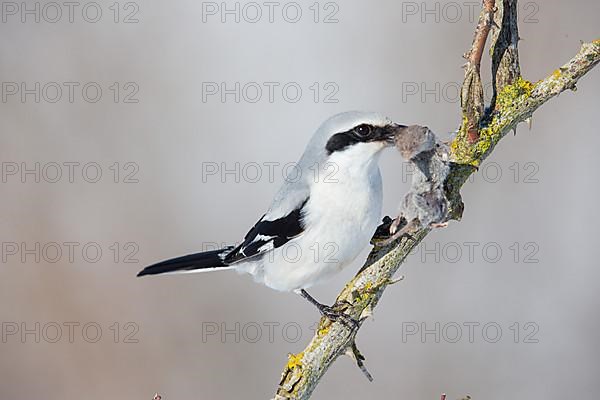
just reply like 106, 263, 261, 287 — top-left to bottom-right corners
251, 143, 385, 291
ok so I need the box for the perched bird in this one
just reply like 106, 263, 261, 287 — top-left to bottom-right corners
138, 111, 407, 326
383, 125, 450, 245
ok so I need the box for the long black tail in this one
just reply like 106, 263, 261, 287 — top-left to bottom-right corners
137, 247, 234, 277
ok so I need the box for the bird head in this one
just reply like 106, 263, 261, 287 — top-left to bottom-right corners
296, 111, 407, 170
322, 111, 407, 156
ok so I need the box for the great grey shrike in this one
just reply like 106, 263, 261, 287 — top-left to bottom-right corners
138, 111, 407, 325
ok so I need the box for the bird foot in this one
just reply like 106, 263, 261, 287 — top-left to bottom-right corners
317, 303, 359, 331
377, 217, 416, 246
298, 289, 359, 331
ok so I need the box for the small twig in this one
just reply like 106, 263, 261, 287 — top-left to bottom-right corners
461, 0, 496, 144
467, 0, 496, 66
345, 342, 373, 382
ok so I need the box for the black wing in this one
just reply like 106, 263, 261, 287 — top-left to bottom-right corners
224, 198, 308, 264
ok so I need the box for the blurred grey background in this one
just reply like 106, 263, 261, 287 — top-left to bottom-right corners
1, 0, 599, 399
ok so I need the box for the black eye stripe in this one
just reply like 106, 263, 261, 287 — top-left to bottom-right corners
325, 124, 390, 154
325, 132, 360, 154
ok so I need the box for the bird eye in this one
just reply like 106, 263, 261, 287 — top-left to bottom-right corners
354, 125, 372, 138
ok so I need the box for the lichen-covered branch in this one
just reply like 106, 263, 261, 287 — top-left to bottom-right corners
451, 40, 600, 167
273, 4, 600, 398
489, 0, 521, 110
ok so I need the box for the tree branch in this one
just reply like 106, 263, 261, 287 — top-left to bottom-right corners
489, 0, 521, 111
461, 0, 496, 144
273, 1, 599, 397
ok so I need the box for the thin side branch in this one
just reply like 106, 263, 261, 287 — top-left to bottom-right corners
467, 0, 496, 66
274, 34, 600, 400
461, 0, 496, 144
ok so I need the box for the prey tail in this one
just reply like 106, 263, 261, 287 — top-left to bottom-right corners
137, 247, 234, 277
